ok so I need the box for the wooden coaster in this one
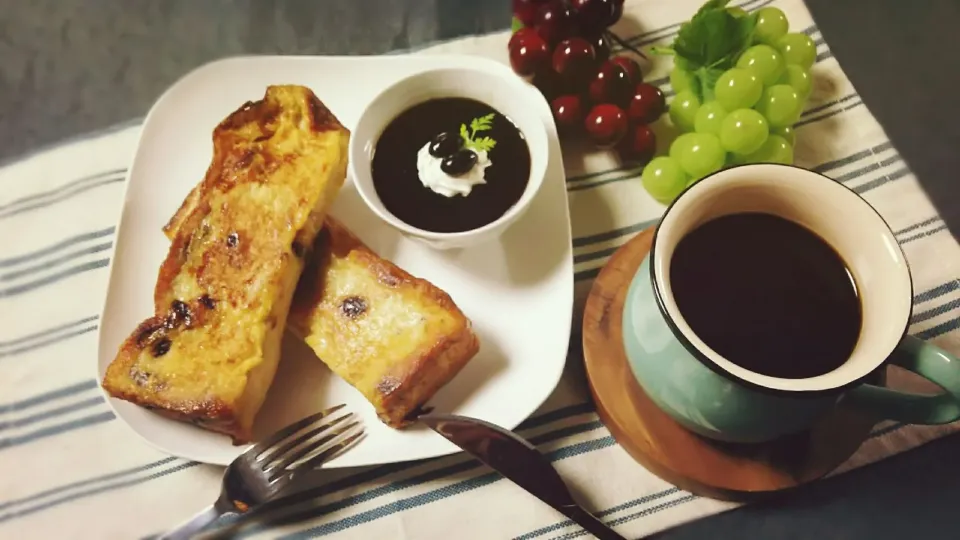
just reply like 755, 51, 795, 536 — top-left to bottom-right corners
582, 227, 880, 501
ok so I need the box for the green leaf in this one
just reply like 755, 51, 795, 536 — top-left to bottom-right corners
671, 2, 756, 72
732, 12, 758, 59
461, 114, 497, 152
470, 113, 495, 133
650, 46, 676, 56
467, 136, 497, 153
694, 66, 724, 102
694, 0, 730, 17
511, 16, 524, 33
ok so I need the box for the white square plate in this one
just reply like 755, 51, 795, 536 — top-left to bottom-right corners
96, 54, 573, 467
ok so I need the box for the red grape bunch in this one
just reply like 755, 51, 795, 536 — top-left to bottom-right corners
509, 0, 664, 163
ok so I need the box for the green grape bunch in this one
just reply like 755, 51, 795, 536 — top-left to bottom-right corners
643, 0, 816, 205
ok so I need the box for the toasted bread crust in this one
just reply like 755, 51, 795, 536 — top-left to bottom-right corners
288, 217, 480, 427
162, 87, 345, 240
103, 85, 349, 443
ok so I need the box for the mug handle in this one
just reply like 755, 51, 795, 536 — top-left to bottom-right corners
842, 336, 960, 425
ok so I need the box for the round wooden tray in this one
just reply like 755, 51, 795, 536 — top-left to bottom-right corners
582, 227, 879, 501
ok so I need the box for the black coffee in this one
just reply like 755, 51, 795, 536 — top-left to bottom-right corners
669, 213, 862, 379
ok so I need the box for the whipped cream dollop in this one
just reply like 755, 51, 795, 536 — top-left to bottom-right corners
416, 142, 491, 197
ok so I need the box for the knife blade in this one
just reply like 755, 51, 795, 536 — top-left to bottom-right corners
419, 413, 627, 540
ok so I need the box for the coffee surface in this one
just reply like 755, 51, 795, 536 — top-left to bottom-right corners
669, 213, 862, 380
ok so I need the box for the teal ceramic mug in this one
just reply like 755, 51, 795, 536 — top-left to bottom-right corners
623, 163, 960, 443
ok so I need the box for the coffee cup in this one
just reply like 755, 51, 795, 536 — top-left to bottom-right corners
622, 163, 960, 443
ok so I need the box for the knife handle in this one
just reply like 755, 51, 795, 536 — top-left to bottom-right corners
562, 505, 628, 540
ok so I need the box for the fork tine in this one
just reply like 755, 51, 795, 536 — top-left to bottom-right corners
246, 403, 346, 459
268, 425, 365, 482
262, 413, 353, 469
268, 420, 360, 473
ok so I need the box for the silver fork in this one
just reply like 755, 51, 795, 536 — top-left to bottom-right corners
158, 404, 364, 540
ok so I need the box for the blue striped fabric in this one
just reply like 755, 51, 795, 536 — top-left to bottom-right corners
1, 0, 958, 538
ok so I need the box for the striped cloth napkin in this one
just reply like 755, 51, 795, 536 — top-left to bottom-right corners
2, 0, 959, 538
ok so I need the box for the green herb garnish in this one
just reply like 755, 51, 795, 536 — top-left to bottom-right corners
651, 0, 757, 102
460, 113, 497, 153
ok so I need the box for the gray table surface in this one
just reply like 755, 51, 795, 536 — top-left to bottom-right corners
3, 1, 958, 538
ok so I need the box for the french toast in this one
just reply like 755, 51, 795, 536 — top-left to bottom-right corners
287, 217, 480, 427
163, 213, 480, 427
102, 85, 350, 443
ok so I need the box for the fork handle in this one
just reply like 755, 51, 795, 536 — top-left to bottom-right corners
157, 504, 222, 540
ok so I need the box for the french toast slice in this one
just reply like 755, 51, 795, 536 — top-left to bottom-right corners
287, 217, 480, 427
102, 85, 349, 443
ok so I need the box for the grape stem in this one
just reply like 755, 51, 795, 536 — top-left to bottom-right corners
603, 30, 648, 60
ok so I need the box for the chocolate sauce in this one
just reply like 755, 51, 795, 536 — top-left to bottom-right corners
371, 98, 531, 233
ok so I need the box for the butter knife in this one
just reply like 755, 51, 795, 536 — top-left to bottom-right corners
420, 413, 627, 540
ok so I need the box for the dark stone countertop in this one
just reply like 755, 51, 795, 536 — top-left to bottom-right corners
2, 1, 958, 538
